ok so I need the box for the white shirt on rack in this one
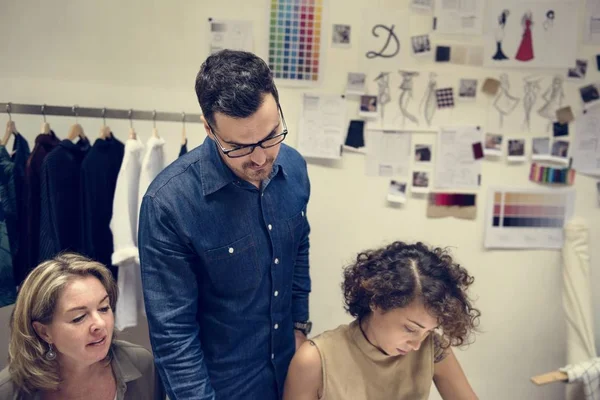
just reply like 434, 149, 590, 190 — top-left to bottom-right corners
112, 136, 166, 331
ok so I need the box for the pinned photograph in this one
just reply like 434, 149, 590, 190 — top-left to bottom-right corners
387, 180, 408, 204
359, 95, 378, 118
484, 133, 503, 157
414, 144, 432, 163
567, 59, 588, 80
345, 72, 367, 95
507, 139, 526, 163
412, 171, 431, 193
553, 122, 569, 137
411, 34, 431, 56
332, 24, 351, 48
459, 79, 478, 100
532, 137, 551, 161
410, 0, 433, 11
580, 83, 600, 108
551, 140, 570, 164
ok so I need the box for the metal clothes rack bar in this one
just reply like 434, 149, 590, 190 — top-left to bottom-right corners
1, 102, 203, 124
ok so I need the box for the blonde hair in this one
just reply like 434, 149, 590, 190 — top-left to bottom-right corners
8, 253, 118, 393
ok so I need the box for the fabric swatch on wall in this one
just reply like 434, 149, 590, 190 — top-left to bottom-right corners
427, 193, 477, 220
435, 46, 451, 62
436, 88, 455, 108
344, 120, 365, 150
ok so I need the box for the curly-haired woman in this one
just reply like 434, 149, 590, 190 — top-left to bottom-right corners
284, 241, 480, 400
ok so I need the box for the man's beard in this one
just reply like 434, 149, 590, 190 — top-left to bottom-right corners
242, 157, 275, 180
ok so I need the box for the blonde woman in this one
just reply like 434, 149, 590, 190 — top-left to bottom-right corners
0, 253, 165, 400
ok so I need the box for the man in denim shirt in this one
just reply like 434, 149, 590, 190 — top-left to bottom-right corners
138, 50, 312, 399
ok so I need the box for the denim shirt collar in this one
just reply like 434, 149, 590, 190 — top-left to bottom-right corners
199, 136, 287, 196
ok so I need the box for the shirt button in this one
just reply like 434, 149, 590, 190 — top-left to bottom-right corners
274, 324, 279, 330
274, 291, 279, 297
271, 353, 275, 360
274, 258, 279, 264
302, 211, 305, 217
268, 224, 272, 231
228, 247, 234, 254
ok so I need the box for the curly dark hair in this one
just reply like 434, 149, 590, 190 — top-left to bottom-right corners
343, 241, 480, 349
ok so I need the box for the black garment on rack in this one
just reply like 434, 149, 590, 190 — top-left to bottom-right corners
80, 136, 124, 277
15, 131, 59, 284
38, 138, 91, 263
10, 133, 30, 263
179, 139, 188, 157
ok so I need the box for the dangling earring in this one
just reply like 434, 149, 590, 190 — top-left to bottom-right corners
45, 343, 57, 361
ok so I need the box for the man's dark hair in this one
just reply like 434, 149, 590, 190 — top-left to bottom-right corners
343, 241, 480, 349
195, 50, 280, 128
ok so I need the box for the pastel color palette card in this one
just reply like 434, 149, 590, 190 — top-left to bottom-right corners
268, 0, 324, 85
484, 188, 575, 249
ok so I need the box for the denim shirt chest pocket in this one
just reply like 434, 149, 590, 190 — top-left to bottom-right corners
204, 234, 261, 295
286, 210, 306, 254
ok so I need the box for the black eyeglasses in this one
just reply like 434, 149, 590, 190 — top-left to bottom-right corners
206, 106, 288, 158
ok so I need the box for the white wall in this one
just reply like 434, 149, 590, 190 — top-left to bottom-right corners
0, 1, 599, 399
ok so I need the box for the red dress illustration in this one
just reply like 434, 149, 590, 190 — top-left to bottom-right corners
515, 16, 534, 61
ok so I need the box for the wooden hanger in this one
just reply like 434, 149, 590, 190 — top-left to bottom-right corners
100, 108, 112, 139
2, 104, 16, 146
181, 112, 187, 145
152, 110, 160, 139
2, 120, 15, 147
41, 105, 51, 134
67, 123, 85, 142
128, 109, 137, 140
68, 105, 86, 142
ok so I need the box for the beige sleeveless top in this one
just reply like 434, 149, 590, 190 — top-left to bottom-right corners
310, 321, 434, 400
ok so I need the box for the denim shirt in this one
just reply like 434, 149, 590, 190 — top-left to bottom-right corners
139, 136, 311, 400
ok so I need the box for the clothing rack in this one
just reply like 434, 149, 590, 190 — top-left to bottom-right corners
1, 102, 203, 124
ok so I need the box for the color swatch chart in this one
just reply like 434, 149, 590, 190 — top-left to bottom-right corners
268, 0, 323, 84
484, 188, 575, 250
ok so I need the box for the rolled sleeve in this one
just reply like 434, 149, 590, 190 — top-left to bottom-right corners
139, 195, 216, 400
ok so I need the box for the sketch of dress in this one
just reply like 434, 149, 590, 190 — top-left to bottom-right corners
522, 76, 542, 131
374, 72, 391, 122
493, 74, 520, 128
396, 71, 419, 125
420, 73, 437, 127
493, 10, 510, 60
515, 12, 534, 61
538, 76, 565, 131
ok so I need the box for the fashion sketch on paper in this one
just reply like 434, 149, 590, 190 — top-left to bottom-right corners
515, 11, 534, 62
420, 72, 437, 127
538, 76, 565, 132
374, 72, 391, 122
522, 75, 542, 131
492, 9, 510, 61
493, 74, 520, 128
396, 70, 419, 125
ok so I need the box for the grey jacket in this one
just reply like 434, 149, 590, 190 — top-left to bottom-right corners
0, 340, 165, 400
